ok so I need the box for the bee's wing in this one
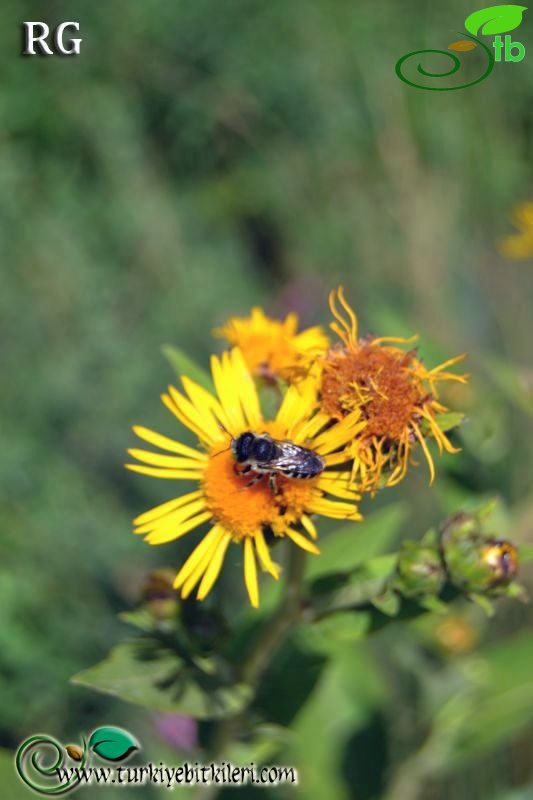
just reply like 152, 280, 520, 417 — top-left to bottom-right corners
271, 441, 309, 470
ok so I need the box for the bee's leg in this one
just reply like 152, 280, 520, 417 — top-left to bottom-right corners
234, 463, 252, 477
243, 473, 264, 488
269, 472, 280, 495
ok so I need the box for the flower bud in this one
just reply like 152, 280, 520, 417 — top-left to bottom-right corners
442, 524, 519, 594
141, 569, 178, 620
395, 541, 446, 598
480, 540, 519, 586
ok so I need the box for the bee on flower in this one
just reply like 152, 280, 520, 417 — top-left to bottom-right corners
214, 307, 329, 383
126, 348, 363, 608
317, 288, 468, 492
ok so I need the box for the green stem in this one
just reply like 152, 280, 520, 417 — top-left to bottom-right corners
207, 546, 307, 760
242, 545, 306, 686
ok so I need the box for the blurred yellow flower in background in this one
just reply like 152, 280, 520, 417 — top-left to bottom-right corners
434, 614, 478, 654
498, 201, 533, 259
214, 307, 329, 382
319, 288, 468, 492
126, 348, 362, 608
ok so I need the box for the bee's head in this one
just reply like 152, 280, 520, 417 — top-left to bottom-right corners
231, 432, 277, 463
231, 431, 256, 462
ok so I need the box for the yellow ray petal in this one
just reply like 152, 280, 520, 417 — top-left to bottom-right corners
329, 287, 357, 347
424, 412, 462, 454
145, 510, 212, 545
315, 474, 357, 500
429, 353, 467, 374
197, 531, 232, 600
293, 410, 330, 443
285, 528, 320, 555
294, 325, 329, 351
244, 537, 259, 608
283, 311, 299, 336
387, 433, 411, 486
230, 348, 262, 428
308, 497, 362, 520
181, 547, 215, 598
168, 385, 221, 445
161, 392, 211, 444
412, 421, 435, 485
135, 497, 208, 534
174, 526, 225, 589
316, 477, 361, 501
181, 376, 231, 436
330, 321, 349, 343
323, 451, 351, 468
254, 529, 281, 578
301, 514, 317, 540
127, 449, 205, 469
210, 352, 247, 433
313, 412, 365, 454
132, 426, 205, 460
371, 334, 419, 346
336, 286, 358, 346
277, 380, 317, 433
125, 464, 203, 479
133, 490, 203, 526
431, 372, 469, 384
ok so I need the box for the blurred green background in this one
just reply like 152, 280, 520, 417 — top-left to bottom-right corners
1, 1, 533, 798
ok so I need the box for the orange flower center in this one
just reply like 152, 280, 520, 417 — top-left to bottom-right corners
321, 344, 426, 441
238, 333, 299, 379
202, 429, 316, 540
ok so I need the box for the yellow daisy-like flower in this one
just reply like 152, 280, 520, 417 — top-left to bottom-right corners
319, 288, 468, 492
214, 307, 329, 382
126, 348, 363, 608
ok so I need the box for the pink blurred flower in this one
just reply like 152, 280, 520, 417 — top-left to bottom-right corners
153, 713, 198, 753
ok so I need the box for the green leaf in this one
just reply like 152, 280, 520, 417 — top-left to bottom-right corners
0, 748, 34, 800
483, 354, 533, 415
433, 411, 465, 433
88, 727, 139, 762
258, 383, 284, 421
71, 641, 251, 720
468, 592, 495, 616
371, 589, 401, 617
298, 611, 372, 654
290, 648, 386, 800
306, 503, 407, 580
450, 631, 533, 763
162, 345, 214, 392
464, 5, 527, 36
118, 608, 159, 633
518, 545, 533, 563
253, 639, 328, 727
420, 527, 438, 546
504, 581, 529, 601
418, 595, 449, 614
227, 723, 291, 766
309, 554, 397, 614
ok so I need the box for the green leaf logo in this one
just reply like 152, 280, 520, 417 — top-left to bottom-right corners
464, 5, 527, 36
88, 727, 140, 762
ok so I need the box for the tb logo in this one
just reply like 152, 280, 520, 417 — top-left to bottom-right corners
493, 34, 526, 59
22, 21, 82, 56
